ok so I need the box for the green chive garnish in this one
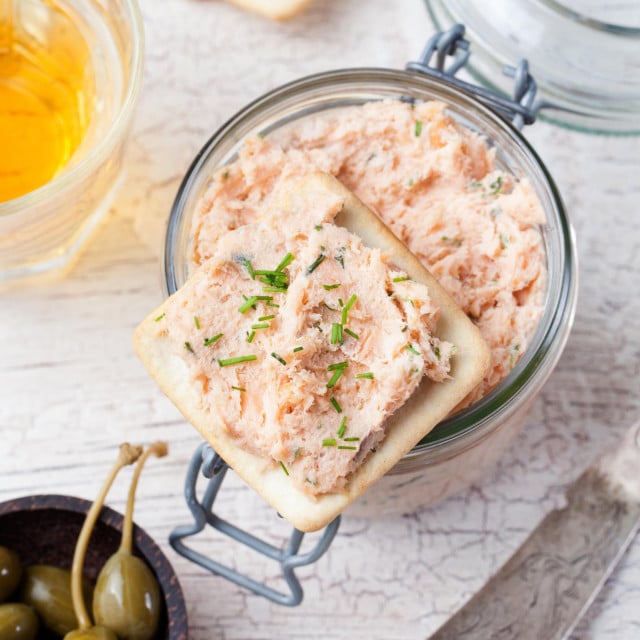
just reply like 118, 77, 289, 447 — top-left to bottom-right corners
331, 323, 343, 345
314, 224, 323, 231
392, 276, 410, 283
280, 461, 289, 476
322, 439, 336, 447
415, 120, 423, 137
259, 315, 275, 321
356, 372, 374, 379
275, 253, 295, 272
218, 355, 257, 367
231, 386, 246, 392
194, 316, 201, 329
337, 416, 347, 438
341, 294, 357, 324
322, 283, 341, 290
262, 286, 288, 293
238, 257, 255, 279
327, 361, 348, 371
326, 369, 345, 389
271, 352, 287, 366
204, 333, 224, 346
343, 437, 360, 442
344, 327, 359, 340
266, 301, 280, 308
184, 341, 194, 353
246, 331, 255, 343
254, 269, 288, 278
293, 346, 304, 353
154, 313, 165, 322
238, 296, 258, 313
338, 445, 357, 450
330, 397, 342, 413
251, 323, 270, 330
306, 253, 326, 274
406, 344, 421, 356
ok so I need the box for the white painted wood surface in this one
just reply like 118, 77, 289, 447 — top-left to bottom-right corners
1, 1, 639, 638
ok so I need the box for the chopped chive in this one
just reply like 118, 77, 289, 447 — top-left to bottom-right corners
184, 341, 194, 353
392, 276, 410, 283
344, 327, 359, 340
255, 295, 273, 301
327, 361, 348, 371
356, 372, 374, 379
218, 354, 257, 366
271, 352, 287, 366
331, 322, 343, 345
314, 224, 323, 231
335, 246, 346, 268
293, 346, 304, 353
330, 397, 343, 413
337, 416, 347, 438
259, 314, 275, 321
280, 461, 289, 476
204, 333, 224, 346
194, 316, 201, 330
254, 269, 288, 277
434, 346, 441, 359
246, 331, 256, 343
338, 445, 358, 450
415, 120, 423, 137
322, 283, 341, 290
306, 253, 326, 275
266, 301, 280, 308
406, 344, 421, 356
231, 385, 246, 392
222, 170, 230, 180
275, 252, 295, 272
251, 323, 270, 330
262, 286, 288, 293
326, 368, 345, 389
338, 298, 344, 307
294, 447, 301, 458
238, 296, 258, 313
154, 313, 165, 322
343, 437, 360, 442
237, 256, 255, 279
490, 175, 503, 195
322, 439, 337, 447
342, 294, 357, 324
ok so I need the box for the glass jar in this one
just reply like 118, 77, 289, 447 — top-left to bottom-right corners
164, 68, 578, 515
0, 0, 144, 283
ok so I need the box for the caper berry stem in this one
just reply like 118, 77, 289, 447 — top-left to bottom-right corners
121, 441, 169, 555
70, 443, 143, 630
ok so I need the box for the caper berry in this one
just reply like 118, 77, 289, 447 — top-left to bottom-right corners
0, 603, 39, 640
19, 565, 93, 637
93, 552, 161, 640
0, 546, 22, 602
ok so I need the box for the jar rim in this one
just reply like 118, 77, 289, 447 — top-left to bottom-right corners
164, 66, 578, 463
0, 0, 145, 215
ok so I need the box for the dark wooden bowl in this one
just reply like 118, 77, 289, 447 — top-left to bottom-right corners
0, 494, 188, 640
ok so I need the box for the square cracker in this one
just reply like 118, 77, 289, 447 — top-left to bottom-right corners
134, 173, 490, 532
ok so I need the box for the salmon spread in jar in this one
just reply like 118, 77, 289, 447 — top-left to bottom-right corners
188, 100, 546, 408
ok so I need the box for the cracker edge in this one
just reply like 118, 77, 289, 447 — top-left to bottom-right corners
133, 172, 491, 532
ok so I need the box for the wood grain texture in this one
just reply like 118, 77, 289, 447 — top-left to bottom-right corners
1, 0, 639, 638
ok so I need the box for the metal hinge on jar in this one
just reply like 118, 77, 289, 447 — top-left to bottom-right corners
406, 23, 542, 129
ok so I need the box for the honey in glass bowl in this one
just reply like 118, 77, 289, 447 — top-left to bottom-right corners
0, 1, 94, 202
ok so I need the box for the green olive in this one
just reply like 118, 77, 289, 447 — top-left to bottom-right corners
19, 565, 93, 637
0, 603, 39, 640
64, 625, 118, 640
0, 546, 22, 602
93, 551, 161, 640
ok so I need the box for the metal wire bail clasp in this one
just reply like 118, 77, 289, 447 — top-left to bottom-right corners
406, 24, 542, 129
169, 442, 341, 606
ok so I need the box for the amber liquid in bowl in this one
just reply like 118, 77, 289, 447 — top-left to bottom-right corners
0, 1, 94, 202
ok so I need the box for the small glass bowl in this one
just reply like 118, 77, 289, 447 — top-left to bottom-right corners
164, 68, 578, 514
0, 0, 144, 283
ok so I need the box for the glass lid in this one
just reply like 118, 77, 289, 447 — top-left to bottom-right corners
426, 0, 640, 134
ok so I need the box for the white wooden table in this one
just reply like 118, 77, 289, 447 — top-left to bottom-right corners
1, 1, 639, 638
